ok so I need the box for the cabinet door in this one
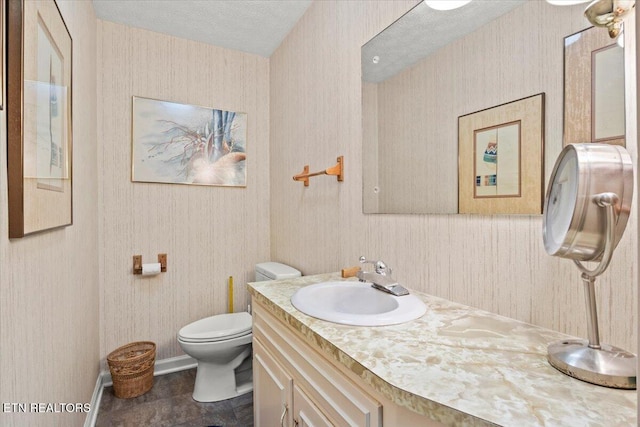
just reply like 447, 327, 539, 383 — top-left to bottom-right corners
254, 339, 293, 427
253, 304, 382, 427
293, 384, 332, 427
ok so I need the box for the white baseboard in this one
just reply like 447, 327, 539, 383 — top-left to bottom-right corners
84, 355, 197, 427
83, 374, 104, 427
152, 354, 198, 376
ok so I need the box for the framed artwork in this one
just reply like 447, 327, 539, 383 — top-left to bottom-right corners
7, 0, 73, 238
132, 97, 247, 187
564, 25, 625, 146
458, 93, 544, 215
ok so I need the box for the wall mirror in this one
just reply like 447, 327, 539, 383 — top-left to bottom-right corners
361, 0, 628, 215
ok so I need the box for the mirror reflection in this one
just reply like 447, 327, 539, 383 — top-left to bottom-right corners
361, 0, 625, 214
563, 26, 625, 147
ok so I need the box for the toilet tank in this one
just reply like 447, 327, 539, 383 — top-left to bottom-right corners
255, 262, 301, 282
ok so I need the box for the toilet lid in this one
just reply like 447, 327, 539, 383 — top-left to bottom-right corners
179, 312, 252, 343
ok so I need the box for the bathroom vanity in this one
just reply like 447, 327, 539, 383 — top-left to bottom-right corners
248, 273, 636, 426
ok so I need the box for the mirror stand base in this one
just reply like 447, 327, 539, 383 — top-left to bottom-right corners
547, 339, 636, 390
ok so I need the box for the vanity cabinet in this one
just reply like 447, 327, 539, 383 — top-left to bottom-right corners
252, 302, 382, 427
249, 275, 637, 426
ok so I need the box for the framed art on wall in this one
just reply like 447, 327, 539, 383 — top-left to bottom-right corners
563, 26, 625, 146
132, 97, 248, 187
458, 93, 544, 215
7, 0, 73, 238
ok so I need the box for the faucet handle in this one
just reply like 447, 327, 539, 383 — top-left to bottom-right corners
359, 256, 392, 275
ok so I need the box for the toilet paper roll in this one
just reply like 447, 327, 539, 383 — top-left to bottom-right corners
142, 263, 162, 276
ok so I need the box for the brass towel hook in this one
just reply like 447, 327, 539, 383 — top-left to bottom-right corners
293, 156, 344, 187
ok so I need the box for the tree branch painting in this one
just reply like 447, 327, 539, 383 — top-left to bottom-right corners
132, 97, 247, 186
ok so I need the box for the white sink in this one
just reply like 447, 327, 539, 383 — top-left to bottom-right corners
290, 281, 426, 326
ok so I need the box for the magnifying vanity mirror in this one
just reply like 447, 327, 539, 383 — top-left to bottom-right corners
543, 143, 635, 389
361, 0, 628, 214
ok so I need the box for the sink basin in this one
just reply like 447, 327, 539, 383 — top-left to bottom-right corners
290, 281, 426, 326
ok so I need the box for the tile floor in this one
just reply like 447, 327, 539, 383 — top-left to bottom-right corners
95, 369, 253, 427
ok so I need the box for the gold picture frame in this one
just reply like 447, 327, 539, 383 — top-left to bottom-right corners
458, 94, 544, 215
7, 0, 73, 238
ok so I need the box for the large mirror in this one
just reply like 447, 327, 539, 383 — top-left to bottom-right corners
362, 0, 627, 214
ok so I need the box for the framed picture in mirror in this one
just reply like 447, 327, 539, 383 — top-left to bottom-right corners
458, 94, 544, 215
7, 0, 73, 238
563, 26, 625, 146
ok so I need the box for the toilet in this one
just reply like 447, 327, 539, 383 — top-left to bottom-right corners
178, 262, 301, 402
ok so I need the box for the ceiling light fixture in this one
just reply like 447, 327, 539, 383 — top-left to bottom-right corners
584, 0, 635, 38
545, 0, 591, 5
424, 0, 472, 11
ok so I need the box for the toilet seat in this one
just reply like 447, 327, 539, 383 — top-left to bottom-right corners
179, 312, 252, 343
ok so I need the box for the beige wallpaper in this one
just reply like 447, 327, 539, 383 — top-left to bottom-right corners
0, 2, 637, 424
0, 1, 99, 426
636, 10, 640, 417
362, 82, 379, 213
97, 21, 271, 365
270, 0, 638, 354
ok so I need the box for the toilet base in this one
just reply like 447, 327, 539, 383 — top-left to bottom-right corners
192, 347, 253, 402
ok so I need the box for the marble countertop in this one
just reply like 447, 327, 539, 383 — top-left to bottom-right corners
248, 273, 637, 426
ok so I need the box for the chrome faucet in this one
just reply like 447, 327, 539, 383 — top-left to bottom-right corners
357, 256, 409, 296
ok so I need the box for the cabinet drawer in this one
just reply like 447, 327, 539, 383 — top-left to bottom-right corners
253, 303, 382, 427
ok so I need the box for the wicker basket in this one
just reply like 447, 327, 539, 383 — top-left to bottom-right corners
107, 341, 156, 398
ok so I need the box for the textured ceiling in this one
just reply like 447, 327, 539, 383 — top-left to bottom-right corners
362, 0, 526, 83
92, 0, 312, 57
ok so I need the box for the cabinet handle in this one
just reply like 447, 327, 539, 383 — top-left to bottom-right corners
280, 403, 288, 427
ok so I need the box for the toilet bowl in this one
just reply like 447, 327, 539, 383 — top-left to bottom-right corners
178, 312, 253, 402
178, 262, 301, 402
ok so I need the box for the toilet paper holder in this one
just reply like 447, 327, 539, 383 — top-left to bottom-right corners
133, 254, 167, 275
